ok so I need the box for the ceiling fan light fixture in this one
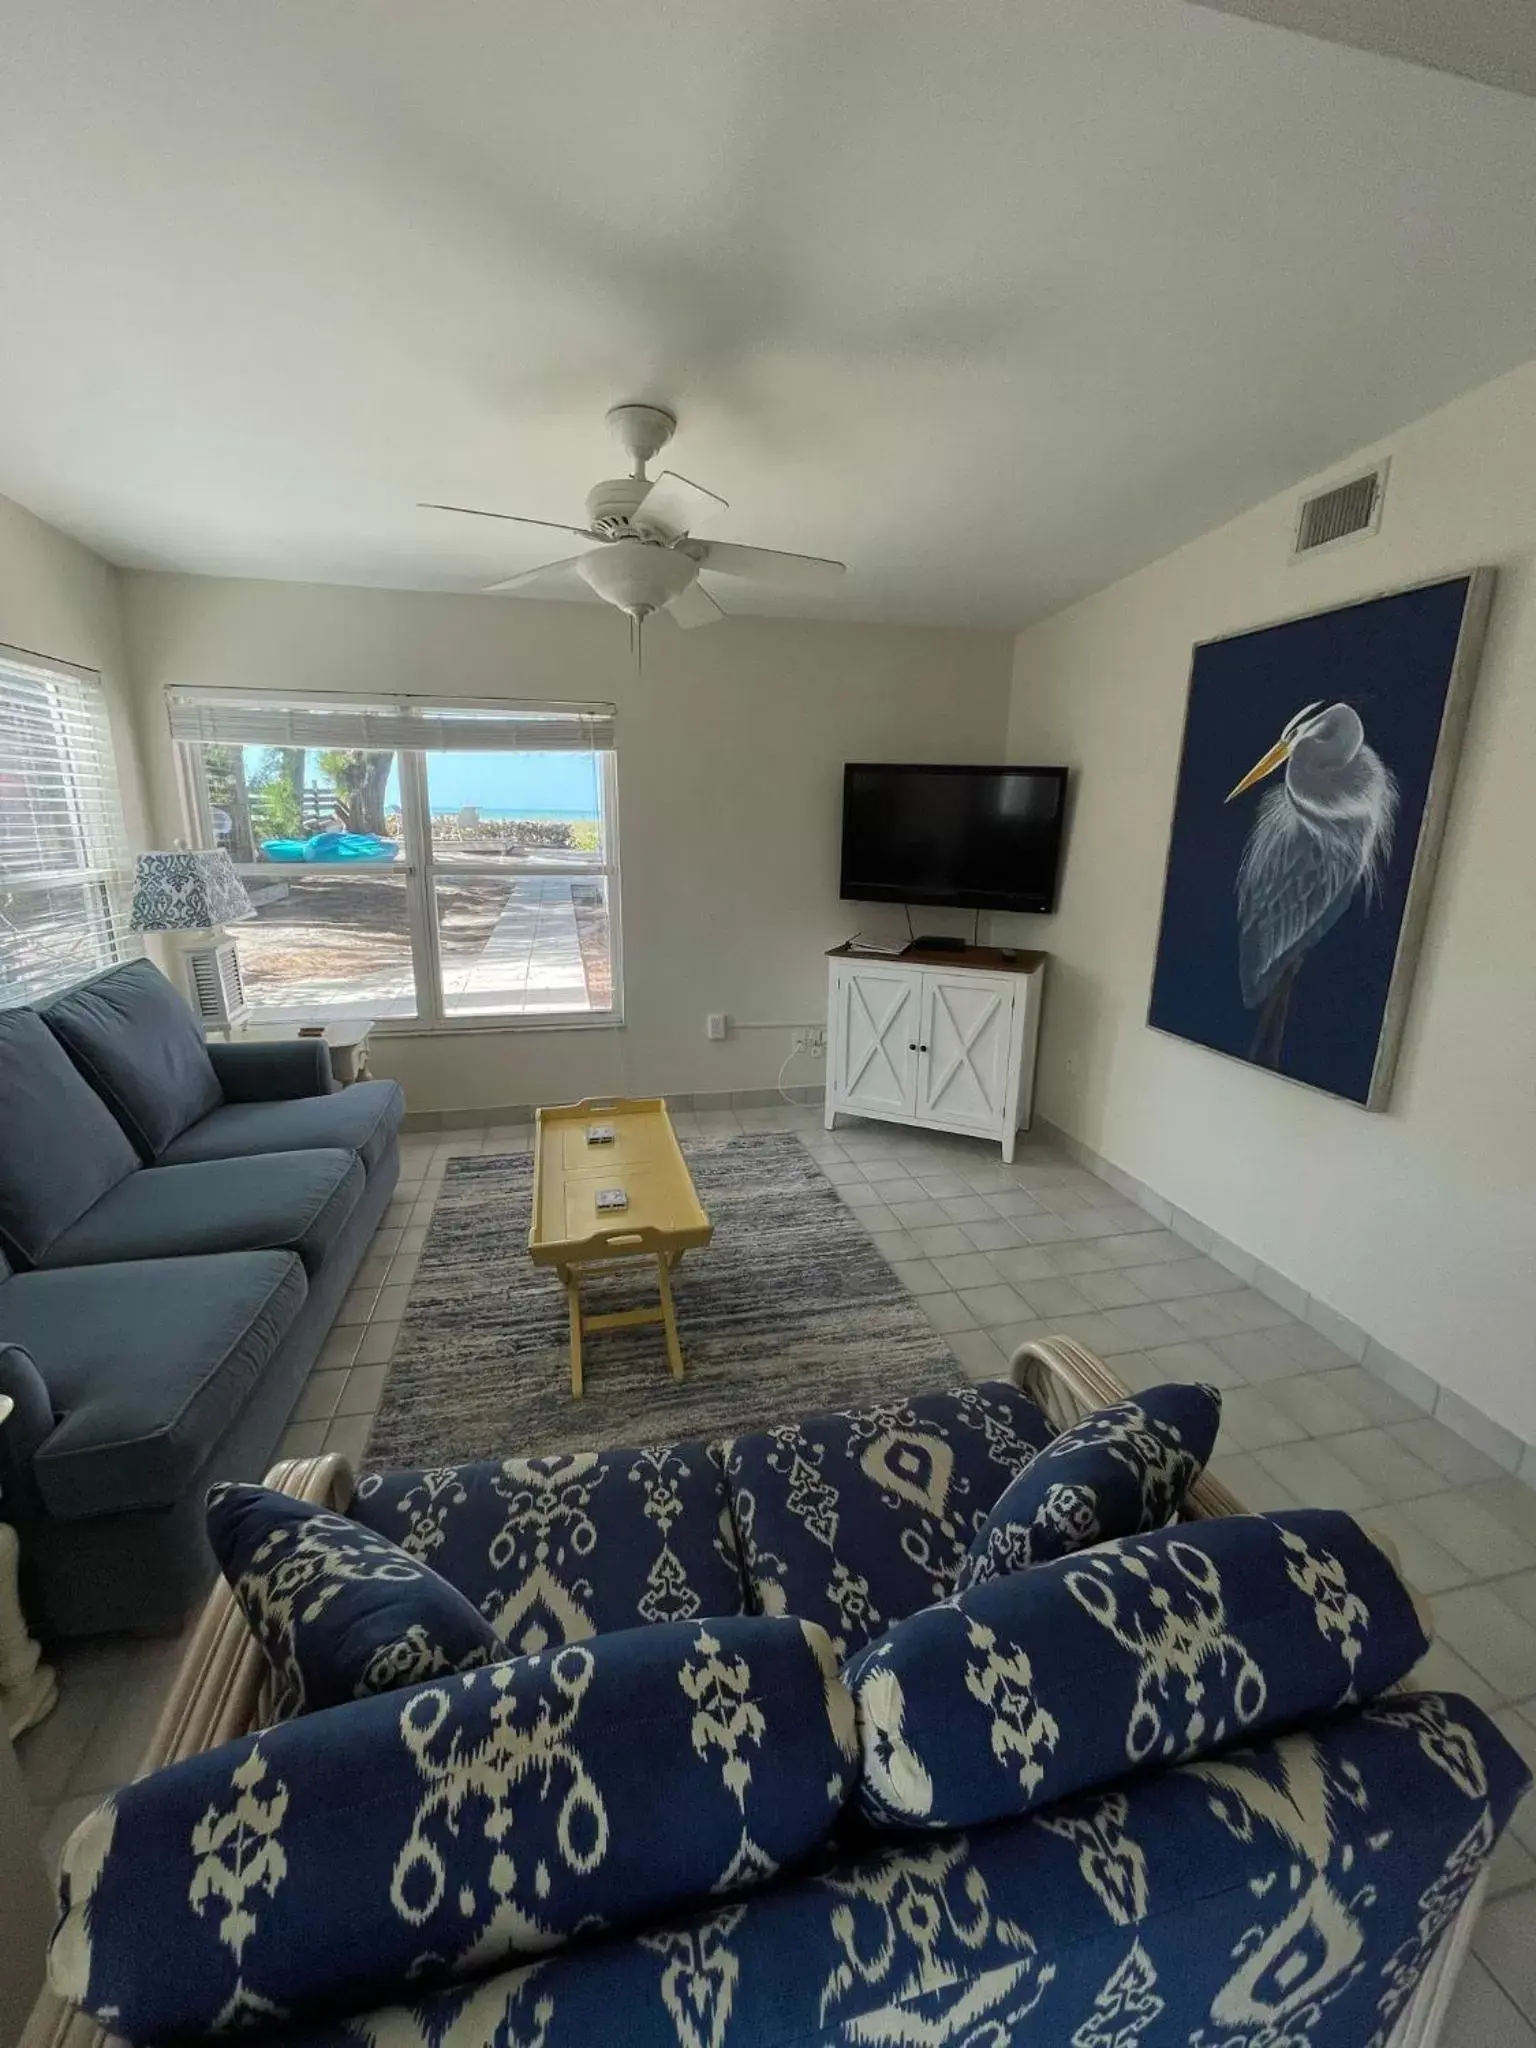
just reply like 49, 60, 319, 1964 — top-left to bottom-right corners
576, 537, 697, 618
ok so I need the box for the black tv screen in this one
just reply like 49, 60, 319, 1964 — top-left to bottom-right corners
840, 763, 1068, 914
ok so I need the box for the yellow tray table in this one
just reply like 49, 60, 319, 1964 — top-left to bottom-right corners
530, 1098, 713, 1397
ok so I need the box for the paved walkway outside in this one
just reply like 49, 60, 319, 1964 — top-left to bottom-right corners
441, 874, 589, 1016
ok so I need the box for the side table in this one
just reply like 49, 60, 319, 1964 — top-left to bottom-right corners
0, 1395, 58, 1736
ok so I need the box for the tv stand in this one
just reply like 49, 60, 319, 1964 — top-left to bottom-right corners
824, 945, 1046, 1161
910, 933, 968, 952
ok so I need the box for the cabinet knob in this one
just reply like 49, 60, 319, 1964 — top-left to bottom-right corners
920, 1043, 929, 1053
908, 1042, 917, 1051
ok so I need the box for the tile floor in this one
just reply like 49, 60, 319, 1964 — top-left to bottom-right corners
14, 1108, 1536, 2042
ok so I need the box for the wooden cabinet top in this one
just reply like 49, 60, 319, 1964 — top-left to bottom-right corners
827, 942, 1045, 975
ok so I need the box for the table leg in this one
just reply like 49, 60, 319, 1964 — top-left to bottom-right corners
565, 1270, 585, 1399
655, 1253, 686, 1382
0, 1522, 56, 1737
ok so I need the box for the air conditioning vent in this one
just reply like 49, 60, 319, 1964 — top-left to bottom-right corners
184, 939, 249, 1029
1294, 461, 1388, 557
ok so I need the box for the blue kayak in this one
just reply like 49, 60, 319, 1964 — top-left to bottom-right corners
259, 832, 399, 864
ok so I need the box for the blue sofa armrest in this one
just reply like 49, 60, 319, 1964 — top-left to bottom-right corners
206, 1038, 334, 1101
0, 1342, 54, 1514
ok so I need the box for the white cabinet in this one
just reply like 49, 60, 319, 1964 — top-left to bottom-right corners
825, 950, 1044, 1161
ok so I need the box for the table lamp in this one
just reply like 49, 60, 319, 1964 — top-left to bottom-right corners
128, 848, 255, 1029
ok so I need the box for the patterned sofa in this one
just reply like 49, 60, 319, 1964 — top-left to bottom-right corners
24, 1341, 1531, 2048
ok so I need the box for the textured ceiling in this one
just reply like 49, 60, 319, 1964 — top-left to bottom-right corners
2, 0, 1534, 629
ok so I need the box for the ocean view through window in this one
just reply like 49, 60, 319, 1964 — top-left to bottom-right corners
171, 694, 619, 1028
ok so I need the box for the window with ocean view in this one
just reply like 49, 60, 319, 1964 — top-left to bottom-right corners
169, 693, 619, 1028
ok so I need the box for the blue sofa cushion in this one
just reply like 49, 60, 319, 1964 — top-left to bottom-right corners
39, 1148, 363, 1279
160, 1076, 404, 1174
207, 1483, 507, 1717
51, 1616, 858, 2043
0, 1008, 140, 1268
250, 1692, 1531, 2048
722, 1381, 1057, 1660
846, 1507, 1429, 1831
352, 1443, 745, 1655
41, 960, 223, 1161
0, 1252, 307, 1519
960, 1381, 1223, 1586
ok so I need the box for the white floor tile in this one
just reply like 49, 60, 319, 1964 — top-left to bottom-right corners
1359, 1502, 1473, 1595
1475, 1891, 1536, 2027
1434, 1588, 1536, 1702
1261, 1370, 1374, 1439
921, 1293, 979, 1335
945, 1329, 1009, 1381
1252, 1438, 1382, 1514
1325, 1427, 1443, 1504
891, 1259, 947, 1296
1208, 1452, 1300, 1513
1391, 1416, 1507, 1487
957, 1283, 1032, 1328
1399, 1494, 1536, 1581
1443, 1952, 1536, 2048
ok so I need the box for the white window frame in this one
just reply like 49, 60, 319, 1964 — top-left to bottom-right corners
176, 711, 623, 1036
1, 643, 134, 1007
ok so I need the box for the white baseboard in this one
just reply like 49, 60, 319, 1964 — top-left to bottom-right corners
1034, 1116, 1536, 1493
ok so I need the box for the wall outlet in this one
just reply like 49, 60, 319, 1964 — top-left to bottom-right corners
793, 1026, 827, 1059
706, 1013, 727, 1040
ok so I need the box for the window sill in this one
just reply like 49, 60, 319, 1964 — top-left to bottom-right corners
374, 1011, 625, 1038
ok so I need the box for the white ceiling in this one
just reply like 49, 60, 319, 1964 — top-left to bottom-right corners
1191, 0, 1536, 97
2, 0, 1535, 631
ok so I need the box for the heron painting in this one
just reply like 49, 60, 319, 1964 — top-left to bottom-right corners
1148, 572, 1492, 1110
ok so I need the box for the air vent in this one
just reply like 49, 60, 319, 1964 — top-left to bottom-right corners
1294, 461, 1388, 557
184, 939, 249, 1029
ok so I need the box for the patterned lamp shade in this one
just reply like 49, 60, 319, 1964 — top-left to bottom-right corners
128, 849, 254, 931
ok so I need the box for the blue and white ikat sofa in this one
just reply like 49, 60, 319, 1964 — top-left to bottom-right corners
27, 1339, 1532, 2048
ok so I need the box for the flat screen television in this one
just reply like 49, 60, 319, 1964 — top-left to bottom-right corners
839, 763, 1068, 914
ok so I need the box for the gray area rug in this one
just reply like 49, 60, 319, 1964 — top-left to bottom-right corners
365, 1133, 959, 1467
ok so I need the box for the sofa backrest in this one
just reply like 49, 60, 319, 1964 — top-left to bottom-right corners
42, 960, 223, 1160
0, 1008, 139, 1268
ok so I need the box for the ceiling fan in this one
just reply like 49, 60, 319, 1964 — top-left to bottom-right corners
421, 403, 846, 654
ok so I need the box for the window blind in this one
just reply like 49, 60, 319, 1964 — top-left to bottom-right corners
0, 648, 133, 1005
165, 690, 617, 753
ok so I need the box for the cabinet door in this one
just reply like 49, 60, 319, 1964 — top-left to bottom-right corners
916, 975, 1014, 1132
832, 967, 921, 1117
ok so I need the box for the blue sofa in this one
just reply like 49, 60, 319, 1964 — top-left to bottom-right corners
41, 1370, 1533, 2047
0, 960, 403, 1638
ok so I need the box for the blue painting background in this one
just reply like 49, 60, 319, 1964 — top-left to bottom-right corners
1147, 577, 1474, 1105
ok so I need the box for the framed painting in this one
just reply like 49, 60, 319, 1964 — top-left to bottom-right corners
1147, 570, 1493, 1110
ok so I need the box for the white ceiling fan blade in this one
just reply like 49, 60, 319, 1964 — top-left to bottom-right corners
482, 554, 588, 595
421, 501, 599, 541
667, 579, 727, 629
682, 539, 846, 590
632, 470, 729, 542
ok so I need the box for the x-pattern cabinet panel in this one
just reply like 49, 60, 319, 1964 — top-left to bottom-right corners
825, 947, 1044, 1161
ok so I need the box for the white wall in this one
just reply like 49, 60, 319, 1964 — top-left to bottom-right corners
120, 573, 1013, 1111
998, 360, 1536, 1442
0, 493, 148, 851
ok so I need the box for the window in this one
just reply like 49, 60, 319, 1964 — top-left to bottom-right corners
0, 646, 133, 1006
169, 692, 619, 1028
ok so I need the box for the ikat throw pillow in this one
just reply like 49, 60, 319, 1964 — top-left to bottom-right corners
957, 1380, 1222, 1588
50, 1617, 858, 2044
206, 1482, 507, 1717
846, 1507, 1430, 1831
